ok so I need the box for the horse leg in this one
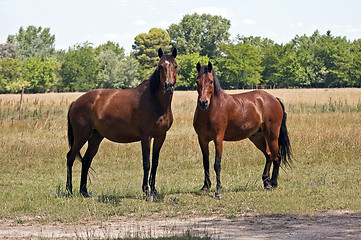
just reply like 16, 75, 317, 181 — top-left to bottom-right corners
263, 131, 281, 189
198, 136, 211, 191
141, 136, 151, 199
249, 133, 273, 190
80, 130, 104, 197
214, 136, 224, 199
269, 140, 280, 189
149, 134, 166, 197
66, 137, 88, 196
66, 149, 76, 195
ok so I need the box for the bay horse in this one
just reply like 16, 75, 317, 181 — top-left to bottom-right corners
66, 48, 178, 199
193, 62, 292, 199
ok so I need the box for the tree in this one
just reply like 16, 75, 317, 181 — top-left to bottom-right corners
97, 51, 141, 89
61, 43, 99, 91
167, 13, 231, 58
22, 56, 60, 92
95, 41, 125, 60
236, 36, 282, 87
132, 28, 171, 77
350, 39, 361, 87
7, 26, 55, 62
0, 57, 27, 93
219, 42, 263, 88
176, 53, 211, 89
0, 43, 15, 59
116, 56, 142, 89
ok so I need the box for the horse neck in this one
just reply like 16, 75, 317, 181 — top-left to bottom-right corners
154, 89, 173, 112
209, 90, 224, 109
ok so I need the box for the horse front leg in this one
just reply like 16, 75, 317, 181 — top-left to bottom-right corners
214, 136, 224, 199
198, 136, 211, 191
149, 134, 166, 198
141, 137, 151, 199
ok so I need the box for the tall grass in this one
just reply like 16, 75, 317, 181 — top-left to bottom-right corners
0, 89, 360, 223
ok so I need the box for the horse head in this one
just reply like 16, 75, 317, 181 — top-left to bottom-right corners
157, 48, 178, 95
196, 62, 220, 110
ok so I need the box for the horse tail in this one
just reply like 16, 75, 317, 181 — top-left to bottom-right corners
277, 98, 293, 166
67, 102, 83, 161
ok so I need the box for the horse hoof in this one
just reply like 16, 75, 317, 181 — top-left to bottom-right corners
151, 189, 159, 198
80, 191, 91, 198
264, 184, 274, 191
200, 186, 209, 192
145, 194, 154, 202
215, 192, 222, 200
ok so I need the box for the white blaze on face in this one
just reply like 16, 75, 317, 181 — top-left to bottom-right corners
165, 60, 170, 65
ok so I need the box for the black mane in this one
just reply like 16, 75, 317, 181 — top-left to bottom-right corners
198, 65, 222, 95
149, 67, 160, 93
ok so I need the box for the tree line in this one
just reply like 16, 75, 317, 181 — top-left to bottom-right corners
1, 13, 360, 93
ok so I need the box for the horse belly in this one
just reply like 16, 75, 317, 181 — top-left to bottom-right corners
224, 122, 261, 141
95, 119, 142, 143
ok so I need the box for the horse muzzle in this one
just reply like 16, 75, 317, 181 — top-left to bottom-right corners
198, 99, 209, 110
164, 82, 175, 95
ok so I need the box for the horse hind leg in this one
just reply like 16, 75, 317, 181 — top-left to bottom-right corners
249, 132, 273, 190
263, 129, 281, 189
66, 139, 87, 196
80, 130, 104, 197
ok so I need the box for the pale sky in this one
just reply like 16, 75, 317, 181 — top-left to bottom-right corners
1, 0, 361, 53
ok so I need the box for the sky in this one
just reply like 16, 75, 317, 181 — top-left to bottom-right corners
1, 0, 361, 53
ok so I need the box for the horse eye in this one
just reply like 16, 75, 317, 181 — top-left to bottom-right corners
210, 80, 213, 84
174, 65, 178, 69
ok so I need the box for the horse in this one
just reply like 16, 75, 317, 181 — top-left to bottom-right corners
66, 48, 178, 200
193, 62, 292, 199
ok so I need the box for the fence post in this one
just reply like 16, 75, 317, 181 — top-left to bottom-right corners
19, 87, 24, 120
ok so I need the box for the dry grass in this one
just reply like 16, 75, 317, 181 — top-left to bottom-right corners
0, 89, 360, 223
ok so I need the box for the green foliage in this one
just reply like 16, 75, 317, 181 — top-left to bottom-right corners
133, 28, 171, 77
21, 56, 60, 93
1, 24, 361, 92
7, 25, 55, 62
0, 57, 27, 93
95, 41, 126, 59
98, 51, 141, 89
168, 13, 230, 58
61, 43, 100, 91
0, 43, 15, 59
219, 41, 263, 88
176, 53, 210, 89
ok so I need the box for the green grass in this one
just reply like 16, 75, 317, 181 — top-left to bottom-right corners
0, 90, 360, 223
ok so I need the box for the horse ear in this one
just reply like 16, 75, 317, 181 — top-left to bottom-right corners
208, 62, 213, 72
172, 48, 177, 58
196, 62, 201, 72
158, 48, 163, 58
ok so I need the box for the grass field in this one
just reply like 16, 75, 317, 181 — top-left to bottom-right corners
0, 88, 360, 223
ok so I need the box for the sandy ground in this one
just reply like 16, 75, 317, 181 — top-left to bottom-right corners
1, 211, 361, 239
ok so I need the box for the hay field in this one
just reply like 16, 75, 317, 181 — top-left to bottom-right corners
0, 89, 360, 222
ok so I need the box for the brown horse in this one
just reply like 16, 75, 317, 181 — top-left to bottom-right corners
193, 62, 292, 199
66, 48, 178, 199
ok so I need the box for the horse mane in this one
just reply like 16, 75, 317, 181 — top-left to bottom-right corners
199, 65, 222, 95
149, 68, 160, 94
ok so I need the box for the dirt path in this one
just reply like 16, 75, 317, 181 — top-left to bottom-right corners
1, 211, 361, 239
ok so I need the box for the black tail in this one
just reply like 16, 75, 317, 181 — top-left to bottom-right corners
277, 98, 293, 166
67, 102, 83, 161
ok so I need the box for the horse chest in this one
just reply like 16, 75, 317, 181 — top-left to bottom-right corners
154, 114, 172, 133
